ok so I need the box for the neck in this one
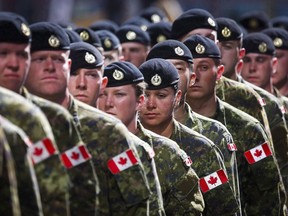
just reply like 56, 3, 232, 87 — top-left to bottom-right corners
174, 102, 187, 124
223, 70, 237, 81
126, 117, 139, 135
187, 95, 217, 118
275, 79, 288, 96
44, 89, 71, 108
263, 82, 274, 94
141, 117, 174, 138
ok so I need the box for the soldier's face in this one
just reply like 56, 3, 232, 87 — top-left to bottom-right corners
139, 87, 181, 129
98, 84, 143, 129
241, 53, 277, 91
25, 50, 71, 99
0, 42, 30, 93
103, 49, 123, 66
186, 58, 222, 100
272, 49, 288, 88
121, 42, 149, 67
68, 67, 106, 107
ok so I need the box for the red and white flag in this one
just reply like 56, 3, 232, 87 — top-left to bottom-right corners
61, 145, 92, 169
244, 142, 272, 164
199, 169, 228, 193
107, 149, 138, 174
28, 138, 57, 165
227, 143, 237, 151
258, 98, 266, 107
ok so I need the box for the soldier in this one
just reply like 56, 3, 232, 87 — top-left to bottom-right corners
146, 39, 241, 215
116, 24, 151, 67
89, 19, 119, 34
183, 34, 284, 215
0, 13, 69, 215
94, 30, 124, 66
138, 58, 239, 216
24, 21, 153, 215
146, 21, 172, 47
0, 15, 99, 215
68, 41, 168, 215
238, 10, 270, 33
98, 61, 205, 215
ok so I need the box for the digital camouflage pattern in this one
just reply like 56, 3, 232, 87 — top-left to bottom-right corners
216, 76, 272, 140
68, 97, 151, 215
0, 86, 69, 216
239, 78, 288, 195
170, 119, 239, 216
213, 98, 284, 216
22, 87, 99, 216
274, 87, 288, 127
137, 121, 205, 215
179, 102, 241, 215
0, 116, 42, 216
0, 124, 20, 216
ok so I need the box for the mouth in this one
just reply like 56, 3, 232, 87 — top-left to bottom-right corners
4, 74, 20, 78
41, 76, 58, 80
75, 94, 88, 99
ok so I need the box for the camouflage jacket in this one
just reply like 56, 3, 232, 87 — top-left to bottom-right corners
170, 119, 239, 216
68, 97, 151, 216
22, 88, 99, 216
179, 103, 241, 215
137, 121, 205, 216
0, 124, 21, 216
0, 116, 42, 216
213, 98, 283, 216
0, 86, 69, 216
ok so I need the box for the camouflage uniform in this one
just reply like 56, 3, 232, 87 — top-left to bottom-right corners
170, 119, 239, 216
21, 87, 99, 216
137, 121, 205, 215
180, 102, 241, 215
0, 115, 42, 216
68, 97, 151, 215
212, 98, 283, 216
0, 86, 69, 216
273, 87, 288, 125
0, 124, 20, 216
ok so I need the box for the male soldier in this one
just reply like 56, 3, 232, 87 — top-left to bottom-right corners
116, 24, 151, 67
98, 61, 205, 215
183, 34, 284, 215
146, 21, 172, 47
238, 10, 270, 33
0, 13, 70, 215
138, 58, 239, 216
0, 15, 99, 215
24, 21, 154, 215
146, 39, 241, 215
94, 30, 124, 66
240, 32, 288, 194
89, 19, 119, 34
68, 42, 167, 215
171, 8, 218, 42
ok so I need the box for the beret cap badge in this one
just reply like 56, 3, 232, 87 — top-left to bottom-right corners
156, 35, 166, 43
126, 31, 136, 40
175, 46, 184, 56
104, 38, 112, 48
48, 35, 60, 47
208, 17, 216, 27
21, 23, 30, 36
151, 74, 162, 86
113, 69, 124, 80
151, 14, 161, 23
273, 38, 283, 48
80, 31, 89, 41
195, 43, 205, 54
85, 52, 96, 64
258, 42, 267, 53
221, 27, 231, 38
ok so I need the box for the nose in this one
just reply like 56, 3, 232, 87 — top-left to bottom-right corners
44, 57, 56, 73
105, 94, 114, 108
146, 96, 156, 110
76, 73, 87, 90
249, 59, 256, 73
7, 54, 19, 71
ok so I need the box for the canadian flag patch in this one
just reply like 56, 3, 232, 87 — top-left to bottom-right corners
227, 143, 237, 151
107, 149, 138, 174
258, 98, 266, 107
61, 145, 92, 169
244, 142, 272, 164
199, 169, 228, 193
178, 149, 193, 167
28, 138, 57, 165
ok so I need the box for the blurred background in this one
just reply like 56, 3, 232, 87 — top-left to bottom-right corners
1, 0, 287, 26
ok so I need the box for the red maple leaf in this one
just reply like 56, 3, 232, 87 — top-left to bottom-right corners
208, 176, 218, 185
71, 152, 80, 160
118, 157, 127, 165
33, 147, 43, 156
254, 149, 262, 157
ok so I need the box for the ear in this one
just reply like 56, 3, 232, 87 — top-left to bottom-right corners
101, 76, 108, 90
174, 90, 182, 108
236, 59, 243, 75
239, 48, 246, 59
136, 95, 145, 111
216, 65, 224, 80
272, 57, 278, 74
189, 72, 197, 87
